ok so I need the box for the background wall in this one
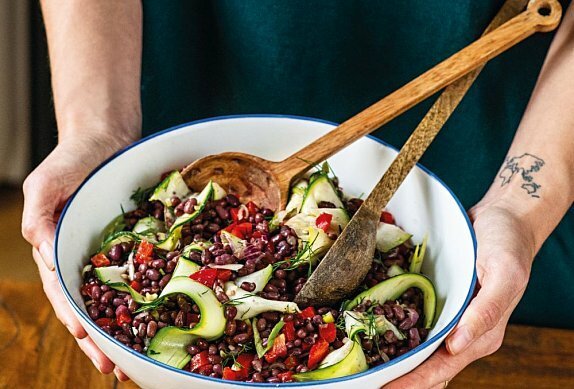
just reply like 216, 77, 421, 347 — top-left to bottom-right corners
0, 0, 31, 183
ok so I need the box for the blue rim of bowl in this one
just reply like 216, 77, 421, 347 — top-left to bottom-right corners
55, 114, 477, 387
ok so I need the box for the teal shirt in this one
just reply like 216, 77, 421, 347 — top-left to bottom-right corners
141, 0, 573, 328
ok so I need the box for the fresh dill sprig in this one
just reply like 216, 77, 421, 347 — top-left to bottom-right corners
130, 185, 155, 207
272, 233, 321, 276
223, 293, 258, 306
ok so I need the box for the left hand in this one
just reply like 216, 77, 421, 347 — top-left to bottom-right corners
384, 200, 534, 389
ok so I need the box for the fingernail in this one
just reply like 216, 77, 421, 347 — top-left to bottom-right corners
91, 357, 102, 372
39, 241, 55, 271
448, 326, 472, 355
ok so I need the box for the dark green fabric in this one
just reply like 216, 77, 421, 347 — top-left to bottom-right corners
141, 0, 573, 328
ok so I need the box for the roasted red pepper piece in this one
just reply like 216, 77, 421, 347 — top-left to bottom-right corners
95, 318, 114, 327
232, 222, 253, 239
189, 268, 218, 288
216, 269, 232, 282
319, 322, 336, 343
129, 280, 142, 292
190, 350, 210, 372
307, 338, 330, 369
230, 207, 240, 222
315, 212, 333, 232
222, 367, 239, 380
265, 333, 287, 363
380, 211, 395, 224
284, 355, 298, 370
283, 321, 296, 342
246, 201, 258, 215
299, 306, 316, 319
90, 253, 110, 267
134, 240, 154, 264
278, 371, 294, 382
223, 353, 255, 380
116, 312, 132, 326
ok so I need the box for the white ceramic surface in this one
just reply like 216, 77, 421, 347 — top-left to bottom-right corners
55, 115, 476, 388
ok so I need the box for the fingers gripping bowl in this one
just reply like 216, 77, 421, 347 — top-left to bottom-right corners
56, 115, 476, 388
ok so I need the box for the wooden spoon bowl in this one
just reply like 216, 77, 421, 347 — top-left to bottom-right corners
181, 152, 284, 210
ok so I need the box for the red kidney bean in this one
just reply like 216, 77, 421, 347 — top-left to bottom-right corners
100, 291, 114, 304
146, 321, 158, 337
145, 269, 160, 281
224, 306, 237, 320
225, 321, 237, 336
392, 305, 405, 321
225, 194, 240, 207
383, 330, 397, 343
151, 259, 166, 269
90, 285, 102, 300
108, 244, 123, 261
186, 344, 201, 355
262, 312, 279, 322
256, 318, 267, 332
183, 199, 195, 214
158, 274, 172, 289
88, 305, 99, 319
240, 282, 256, 292
138, 323, 147, 338
215, 205, 229, 220
196, 339, 209, 350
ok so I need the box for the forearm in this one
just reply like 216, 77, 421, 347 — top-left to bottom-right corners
480, 3, 574, 254
41, 0, 142, 145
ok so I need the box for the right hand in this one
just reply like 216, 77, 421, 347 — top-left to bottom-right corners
22, 133, 135, 380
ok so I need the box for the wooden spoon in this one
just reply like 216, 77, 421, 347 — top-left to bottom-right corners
181, 0, 561, 212
294, 0, 560, 307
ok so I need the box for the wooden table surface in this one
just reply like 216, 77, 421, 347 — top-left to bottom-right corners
1, 281, 573, 389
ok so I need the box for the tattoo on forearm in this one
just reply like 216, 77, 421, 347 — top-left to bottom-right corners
498, 153, 545, 198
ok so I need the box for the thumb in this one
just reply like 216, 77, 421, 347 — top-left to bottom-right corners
22, 173, 60, 270
445, 258, 526, 355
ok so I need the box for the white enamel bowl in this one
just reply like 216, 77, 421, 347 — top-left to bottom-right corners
55, 115, 476, 388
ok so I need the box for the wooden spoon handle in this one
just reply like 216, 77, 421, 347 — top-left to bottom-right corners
273, 0, 561, 188
362, 0, 539, 213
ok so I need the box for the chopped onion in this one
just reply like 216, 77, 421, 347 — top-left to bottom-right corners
237, 204, 249, 221
127, 252, 135, 281
207, 263, 244, 271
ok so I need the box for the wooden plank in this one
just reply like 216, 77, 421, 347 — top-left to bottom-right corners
1, 280, 573, 388
0, 281, 115, 389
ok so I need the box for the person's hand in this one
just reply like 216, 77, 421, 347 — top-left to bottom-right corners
22, 133, 135, 382
384, 199, 534, 389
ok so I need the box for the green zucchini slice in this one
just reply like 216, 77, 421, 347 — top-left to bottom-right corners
293, 339, 368, 381
170, 181, 213, 230
146, 276, 226, 368
147, 327, 197, 369
93, 265, 150, 304
343, 311, 405, 340
409, 235, 428, 273
253, 319, 285, 358
172, 257, 201, 278
375, 223, 412, 252
344, 273, 437, 329
233, 264, 273, 293
300, 174, 344, 214
149, 170, 191, 207
98, 231, 140, 255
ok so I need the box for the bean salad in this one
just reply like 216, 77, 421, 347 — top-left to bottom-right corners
80, 165, 436, 383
